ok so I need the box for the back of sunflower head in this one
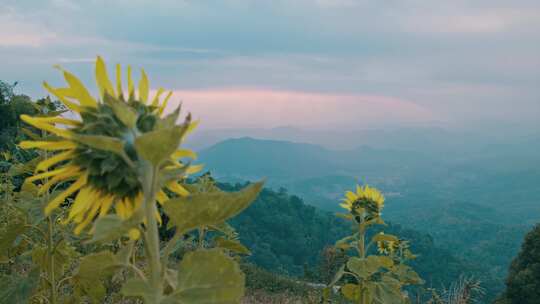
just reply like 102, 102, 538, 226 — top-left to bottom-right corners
19, 57, 263, 304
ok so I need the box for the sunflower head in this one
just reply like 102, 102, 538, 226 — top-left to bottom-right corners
339, 184, 385, 221
376, 239, 398, 255
19, 57, 200, 235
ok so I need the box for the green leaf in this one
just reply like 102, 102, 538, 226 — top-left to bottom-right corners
341, 283, 361, 301
159, 165, 191, 187
366, 276, 404, 304
0, 220, 27, 257
31, 240, 77, 280
121, 278, 154, 302
347, 256, 391, 279
164, 249, 245, 304
372, 233, 399, 243
135, 126, 188, 165
392, 264, 424, 285
163, 182, 264, 234
214, 237, 251, 255
73, 134, 125, 156
71, 251, 117, 303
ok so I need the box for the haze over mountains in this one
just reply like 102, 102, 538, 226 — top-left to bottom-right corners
190, 126, 540, 300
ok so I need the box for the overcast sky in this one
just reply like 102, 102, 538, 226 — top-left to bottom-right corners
1, 0, 539, 131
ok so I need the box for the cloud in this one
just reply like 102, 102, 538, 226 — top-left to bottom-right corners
163, 88, 439, 129
0, 10, 57, 47
0, 0, 539, 129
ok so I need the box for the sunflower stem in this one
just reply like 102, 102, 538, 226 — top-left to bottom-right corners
142, 164, 162, 303
47, 215, 57, 304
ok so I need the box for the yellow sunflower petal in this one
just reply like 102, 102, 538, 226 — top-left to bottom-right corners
60, 68, 98, 108
156, 190, 169, 205
20, 140, 77, 151
151, 88, 164, 106
74, 199, 101, 235
185, 120, 199, 137
127, 65, 135, 99
38, 167, 80, 195
166, 181, 189, 197
20, 115, 72, 138
345, 191, 357, 202
138, 69, 149, 102
35, 150, 75, 172
172, 149, 197, 160
26, 165, 77, 183
68, 187, 93, 221
186, 164, 203, 175
124, 197, 134, 218
43, 82, 82, 113
339, 202, 351, 210
27, 116, 81, 127
116, 198, 127, 219
158, 91, 173, 115
116, 63, 124, 99
44, 173, 87, 215
98, 195, 115, 217
95, 56, 115, 98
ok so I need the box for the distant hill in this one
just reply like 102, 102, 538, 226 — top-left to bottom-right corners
199, 136, 540, 302
222, 183, 478, 294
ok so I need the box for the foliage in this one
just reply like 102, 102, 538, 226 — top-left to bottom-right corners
497, 224, 540, 304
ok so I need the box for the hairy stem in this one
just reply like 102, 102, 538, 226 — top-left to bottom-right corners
142, 164, 162, 303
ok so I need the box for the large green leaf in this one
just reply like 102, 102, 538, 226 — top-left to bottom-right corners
392, 264, 424, 285
0, 220, 27, 257
31, 240, 77, 280
163, 182, 263, 234
372, 233, 399, 243
366, 275, 404, 304
121, 278, 155, 302
135, 126, 188, 165
213, 237, 251, 255
163, 249, 245, 304
347, 255, 393, 279
71, 251, 117, 303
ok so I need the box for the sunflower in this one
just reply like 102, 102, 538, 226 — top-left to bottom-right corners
339, 184, 385, 217
376, 239, 398, 255
20, 57, 201, 235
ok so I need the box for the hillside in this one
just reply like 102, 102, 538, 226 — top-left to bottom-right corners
199, 137, 540, 302
221, 182, 486, 297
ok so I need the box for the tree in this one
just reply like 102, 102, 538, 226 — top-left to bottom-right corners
499, 224, 540, 304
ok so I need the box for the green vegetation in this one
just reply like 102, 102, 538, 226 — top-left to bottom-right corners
496, 224, 540, 304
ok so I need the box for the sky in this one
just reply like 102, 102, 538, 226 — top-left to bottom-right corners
1, 0, 539, 131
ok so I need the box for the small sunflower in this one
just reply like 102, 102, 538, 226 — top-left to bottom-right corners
376, 239, 398, 255
20, 57, 201, 235
339, 184, 385, 217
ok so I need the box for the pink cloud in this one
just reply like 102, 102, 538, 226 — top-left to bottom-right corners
158, 88, 436, 129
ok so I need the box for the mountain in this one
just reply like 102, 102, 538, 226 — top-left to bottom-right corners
199, 136, 540, 302
223, 183, 478, 296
